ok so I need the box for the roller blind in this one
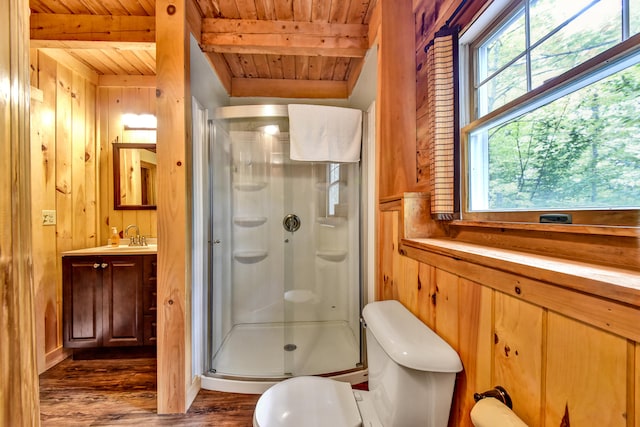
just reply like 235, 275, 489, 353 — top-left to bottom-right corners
425, 26, 460, 220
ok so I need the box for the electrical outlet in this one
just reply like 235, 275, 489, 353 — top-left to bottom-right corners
42, 210, 56, 226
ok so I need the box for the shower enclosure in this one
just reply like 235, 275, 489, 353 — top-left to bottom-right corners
205, 105, 363, 384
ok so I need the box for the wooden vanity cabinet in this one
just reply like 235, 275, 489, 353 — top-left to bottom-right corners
62, 254, 157, 348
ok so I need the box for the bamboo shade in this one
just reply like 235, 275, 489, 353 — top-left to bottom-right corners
425, 26, 460, 220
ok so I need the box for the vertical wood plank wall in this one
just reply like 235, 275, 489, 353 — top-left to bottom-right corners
97, 86, 158, 240
29, 50, 158, 374
1, 0, 41, 422
378, 205, 638, 427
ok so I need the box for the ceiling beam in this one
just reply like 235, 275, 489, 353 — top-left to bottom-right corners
231, 78, 348, 98
201, 19, 368, 57
30, 13, 155, 46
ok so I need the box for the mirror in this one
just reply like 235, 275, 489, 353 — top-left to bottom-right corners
113, 143, 157, 210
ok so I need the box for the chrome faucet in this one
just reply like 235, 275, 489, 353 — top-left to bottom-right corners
124, 224, 146, 246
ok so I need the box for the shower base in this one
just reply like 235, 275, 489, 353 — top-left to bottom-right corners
202, 320, 366, 394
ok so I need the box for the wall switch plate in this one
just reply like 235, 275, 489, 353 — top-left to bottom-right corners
42, 210, 56, 226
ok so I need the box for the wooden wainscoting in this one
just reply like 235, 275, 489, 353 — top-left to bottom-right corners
378, 196, 639, 427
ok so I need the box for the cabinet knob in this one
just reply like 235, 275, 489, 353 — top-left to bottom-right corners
101, 263, 108, 269
93, 263, 101, 269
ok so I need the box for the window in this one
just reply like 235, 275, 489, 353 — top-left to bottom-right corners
460, 0, 640, 224
327, 163, 341, 216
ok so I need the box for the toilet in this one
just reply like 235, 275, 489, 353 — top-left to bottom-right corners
253, 300, 463, 427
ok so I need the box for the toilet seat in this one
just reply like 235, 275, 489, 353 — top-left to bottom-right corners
253, 376, 363, 427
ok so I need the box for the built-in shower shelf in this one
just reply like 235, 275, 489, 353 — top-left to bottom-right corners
284, 290, 318, 304
233, 251, 268, 263
233, 216, 267, 227
316, 250, 347, 262
234, 182, 267, 191
316, 217, 347, 227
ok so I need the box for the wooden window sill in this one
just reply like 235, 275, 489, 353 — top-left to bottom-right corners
401, 237, 640, 308
450, 220, 639, 238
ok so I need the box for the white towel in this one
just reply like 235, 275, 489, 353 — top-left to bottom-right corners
288, 104, 362, 162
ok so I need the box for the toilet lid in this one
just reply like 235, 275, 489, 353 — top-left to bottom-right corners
254, 376, 362, 427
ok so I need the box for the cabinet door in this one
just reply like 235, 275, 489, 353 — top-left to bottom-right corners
63, 257, 103, 348
102, 256, 144, 346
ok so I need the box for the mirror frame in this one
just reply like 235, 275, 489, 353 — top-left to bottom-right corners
113, 142, 157, 210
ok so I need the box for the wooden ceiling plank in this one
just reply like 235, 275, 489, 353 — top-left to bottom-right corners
266, 54, 284, 79
113, 0, 148, 15
38, 48, 99, 84
347, 0, 373, 24
281, 55, 296, 79
238, 54, 259, 78
329, 0, 350, 24
311, 0, 330, 22
129, 49, 157, 74
195, 0, 221, 18
295, 56, 309, 80
235, 0, 258, 19
74, 0, 112, 15
293, 0, 312, 21
218, 0, 241, 18
308, 55, 322, 80
319, 56, 337, 80
222, 53, 245, 77
93, 0, 129, 15
112, 49, 152, 75
103, 49, 140, 74
274, 0, 294, 20
136, 0, 156, 16
30, 13, 155, 43
98, 74, 156, 87
231, 77, 348, 98
81, 49, 127, 74
29, 40, 155, 50
29, 0, 58, 14
253, 54, 272, 78
255, 0, 276, 20
54, 0, 92, 14
332, 56, 350, 80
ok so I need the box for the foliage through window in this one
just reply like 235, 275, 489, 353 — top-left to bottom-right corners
462, 0, 640, 217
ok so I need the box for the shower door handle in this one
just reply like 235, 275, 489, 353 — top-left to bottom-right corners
283, 214, 301, 232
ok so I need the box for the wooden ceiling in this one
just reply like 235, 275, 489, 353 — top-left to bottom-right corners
29, 0, 379, 98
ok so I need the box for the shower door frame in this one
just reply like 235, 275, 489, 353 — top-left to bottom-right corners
205, 104, 366, 381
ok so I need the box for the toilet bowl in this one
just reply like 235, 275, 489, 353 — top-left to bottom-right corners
253, 300, 463, 427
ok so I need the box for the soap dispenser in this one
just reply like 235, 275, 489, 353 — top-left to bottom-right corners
110, 227, 120, 247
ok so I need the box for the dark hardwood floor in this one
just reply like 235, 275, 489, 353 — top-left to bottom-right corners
39, 355, 259, 426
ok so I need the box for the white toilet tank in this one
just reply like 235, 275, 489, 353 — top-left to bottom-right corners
362, 300, 463, 427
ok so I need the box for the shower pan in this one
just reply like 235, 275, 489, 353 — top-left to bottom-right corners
202, 105, 364, 392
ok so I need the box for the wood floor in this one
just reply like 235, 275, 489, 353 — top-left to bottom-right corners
39, 355, 259, 426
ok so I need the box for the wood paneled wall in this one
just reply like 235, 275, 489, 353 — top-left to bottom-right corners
379, 200, 640, 427
97, 86, 158, 241
29, 50, 158, 374
377, 0, 423, 198
1, 0, 41, 423
30, 50, 98, 373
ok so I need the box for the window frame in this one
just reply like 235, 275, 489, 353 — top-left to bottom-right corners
458, 1, 640, 228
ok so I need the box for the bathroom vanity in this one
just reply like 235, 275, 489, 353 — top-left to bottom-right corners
62, 245, 157, 349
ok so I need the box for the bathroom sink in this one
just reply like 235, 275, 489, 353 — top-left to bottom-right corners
104, 244, 157, 253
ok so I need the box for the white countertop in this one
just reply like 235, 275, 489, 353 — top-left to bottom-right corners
62, 243, 157, 256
